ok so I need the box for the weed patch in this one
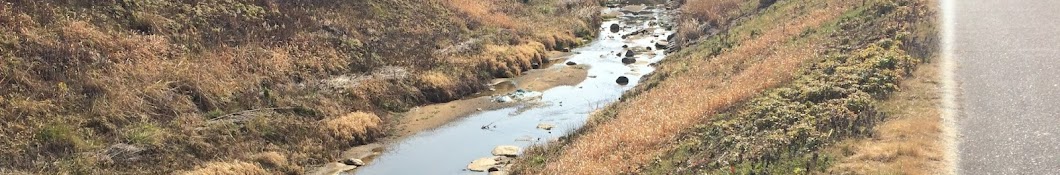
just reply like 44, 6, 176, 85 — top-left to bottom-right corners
635, 0, 934, 173
661, 41, 918, 173
516, 0, 935, 174
37, 123, 93, 155
122, 123, 164, 146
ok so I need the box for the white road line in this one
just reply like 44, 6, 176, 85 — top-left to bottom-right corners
939, 0, 960, 174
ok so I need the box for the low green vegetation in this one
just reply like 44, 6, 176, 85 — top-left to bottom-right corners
515, 0, 936, 174
650, 41, 919, 174
640, 0, 935, 173
37, 123, 96, 154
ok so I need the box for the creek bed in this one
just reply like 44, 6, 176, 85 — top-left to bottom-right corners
350, 6, 674, 175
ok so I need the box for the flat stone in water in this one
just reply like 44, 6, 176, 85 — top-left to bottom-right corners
537, 123, 555, 130
341, 158, 365, 166
467, 156, 503, 172
491, 145, 521, 157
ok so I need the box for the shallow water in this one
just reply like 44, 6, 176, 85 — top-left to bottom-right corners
351, 7, 673, 175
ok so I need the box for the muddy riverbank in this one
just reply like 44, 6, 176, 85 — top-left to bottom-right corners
393, 51, 587, 138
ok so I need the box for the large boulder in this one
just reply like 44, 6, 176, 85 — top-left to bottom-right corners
609, 23, 621, 33
616, 76, 630, 85
491, 145, 521, 157
468, 156, 504, 172
621, 57, 636, 64
624, 50, 635, 57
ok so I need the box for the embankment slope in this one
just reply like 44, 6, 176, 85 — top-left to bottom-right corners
0, 0, 602, 173
516, 0, 940, 174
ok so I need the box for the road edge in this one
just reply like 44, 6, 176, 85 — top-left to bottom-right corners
939, 0, 960, 174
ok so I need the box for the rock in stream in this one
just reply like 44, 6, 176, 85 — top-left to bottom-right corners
491, 145, 521, 157
616, 76, 630, 85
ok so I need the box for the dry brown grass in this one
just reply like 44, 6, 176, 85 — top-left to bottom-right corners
418, 71, 457, 89
251, 152, 288, 169
445, 0, 522, 29
671, 0, 745, 49
178, 160, 269, 175
536, 5, 852, 174
828, 63, 945, 175
250, 151, 303, 173
323, 112, 383, 142
1, 0, 599, 173
467, 42, 550, 78
682, 0, 743, 26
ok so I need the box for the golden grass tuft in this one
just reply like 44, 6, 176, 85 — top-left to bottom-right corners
445, 0, 522, 29
419, 71, 456, 88
671, 0, 743, 53
249, 151, 303, 173
477, 42, 548, 77
322, 112, 383, 141
250, 152, 288, 169
682, 0, 743, 26
178, 160, 268, 175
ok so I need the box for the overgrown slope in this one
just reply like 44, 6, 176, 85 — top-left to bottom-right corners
515, 0, 937, 174
0, 0, 601, 173
641, 0, 937, 173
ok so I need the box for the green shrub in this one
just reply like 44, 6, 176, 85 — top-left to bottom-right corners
681, 40, 917, 173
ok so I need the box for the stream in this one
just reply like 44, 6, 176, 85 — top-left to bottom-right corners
351, 5, 674, 175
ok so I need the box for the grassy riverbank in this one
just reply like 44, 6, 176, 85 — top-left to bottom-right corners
0, 0, 602, 173
515, 0, 940, 174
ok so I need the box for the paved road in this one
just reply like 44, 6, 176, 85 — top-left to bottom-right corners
952, 0, 1060, 174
